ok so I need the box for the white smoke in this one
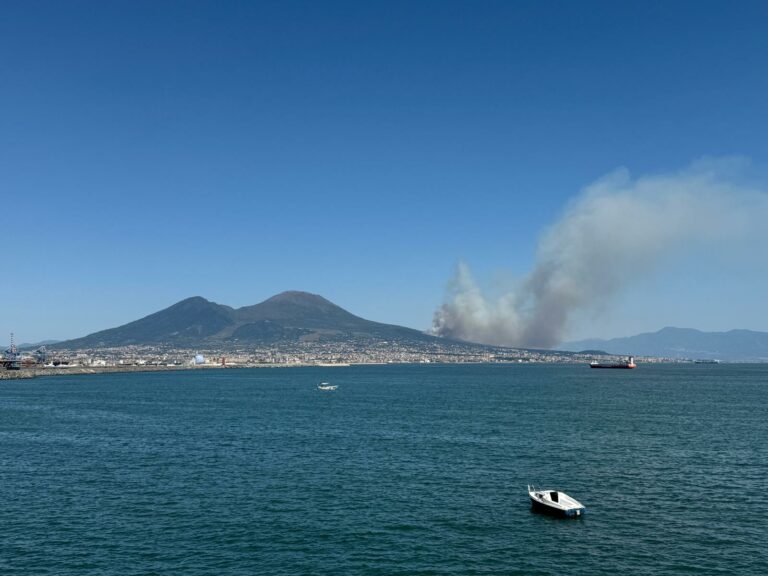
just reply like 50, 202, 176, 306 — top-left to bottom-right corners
433, 159, 768, 348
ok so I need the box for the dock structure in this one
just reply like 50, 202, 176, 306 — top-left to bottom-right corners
3, 333, 21, 370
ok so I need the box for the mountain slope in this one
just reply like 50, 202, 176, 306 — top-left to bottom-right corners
561, 327, 768, 361
58, 297, 236, 348
233, 291, 433, 343
53, 291, 438, 349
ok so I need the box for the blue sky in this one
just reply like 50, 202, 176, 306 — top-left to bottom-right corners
2, 1, 768, 344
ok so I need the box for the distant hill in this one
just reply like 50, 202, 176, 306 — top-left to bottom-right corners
561, 327, 768, 362
53, 291, 441, 349
18, 339, 61, 350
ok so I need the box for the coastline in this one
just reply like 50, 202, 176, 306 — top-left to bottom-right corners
1, 358, 692, 381
0, 362, 359, 381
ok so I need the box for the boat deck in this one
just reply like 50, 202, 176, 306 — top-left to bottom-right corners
528, 486, 585, 517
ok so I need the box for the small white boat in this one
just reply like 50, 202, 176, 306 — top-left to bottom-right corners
317, 383, 338, 391
527, 485, 585, 517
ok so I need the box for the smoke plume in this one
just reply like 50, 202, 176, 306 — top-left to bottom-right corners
433, 159, 767, 348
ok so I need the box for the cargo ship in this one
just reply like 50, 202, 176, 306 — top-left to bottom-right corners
589, 355, 636, 369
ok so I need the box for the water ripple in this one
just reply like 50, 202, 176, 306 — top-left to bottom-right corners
1, 364, 766, 574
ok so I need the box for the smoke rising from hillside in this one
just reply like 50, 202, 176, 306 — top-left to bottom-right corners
433, 159, 767, 348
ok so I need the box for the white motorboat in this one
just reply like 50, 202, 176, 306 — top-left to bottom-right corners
317, 383, 338, 391
527, 485, 585, 517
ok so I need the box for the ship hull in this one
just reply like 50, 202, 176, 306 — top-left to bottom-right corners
590, 364, 636, 369
528, 488, 586, 518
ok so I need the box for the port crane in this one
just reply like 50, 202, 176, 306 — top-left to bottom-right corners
2, 333, 21, 370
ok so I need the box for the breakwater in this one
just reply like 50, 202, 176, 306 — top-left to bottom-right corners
0, 364, 213, 380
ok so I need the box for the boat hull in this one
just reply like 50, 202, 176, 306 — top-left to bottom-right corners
530, 497, 584, 517
590, 355, 636, 369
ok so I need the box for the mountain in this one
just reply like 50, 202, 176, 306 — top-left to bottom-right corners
561, 327, 768, 362
230, 291, 433, 344
53, 291, 440, 349
56, 296, 236, 348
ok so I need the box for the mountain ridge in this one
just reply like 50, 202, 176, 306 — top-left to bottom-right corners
561, 326, 768, 361
52, 291, 441, 349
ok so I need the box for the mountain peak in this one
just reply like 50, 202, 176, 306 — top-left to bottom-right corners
236, 291, 355, 326
54, 296, 235, 348
263, 291, 333, 306
175, 296, 214, 307
658, 326, 700, 334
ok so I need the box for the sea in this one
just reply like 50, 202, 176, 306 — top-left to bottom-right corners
1, 363, 766, 575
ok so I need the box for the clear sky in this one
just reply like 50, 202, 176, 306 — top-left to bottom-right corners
2, 0, 768, 344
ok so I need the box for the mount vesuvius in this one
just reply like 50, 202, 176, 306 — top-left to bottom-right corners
52, 291, 442, 349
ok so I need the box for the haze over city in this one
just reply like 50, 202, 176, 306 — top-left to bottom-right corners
3, 1, 768, 346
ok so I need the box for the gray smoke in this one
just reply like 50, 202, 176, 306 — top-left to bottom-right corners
433, 159, 767, 348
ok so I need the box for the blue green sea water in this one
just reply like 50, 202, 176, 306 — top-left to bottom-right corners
1, 363, 766, 575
